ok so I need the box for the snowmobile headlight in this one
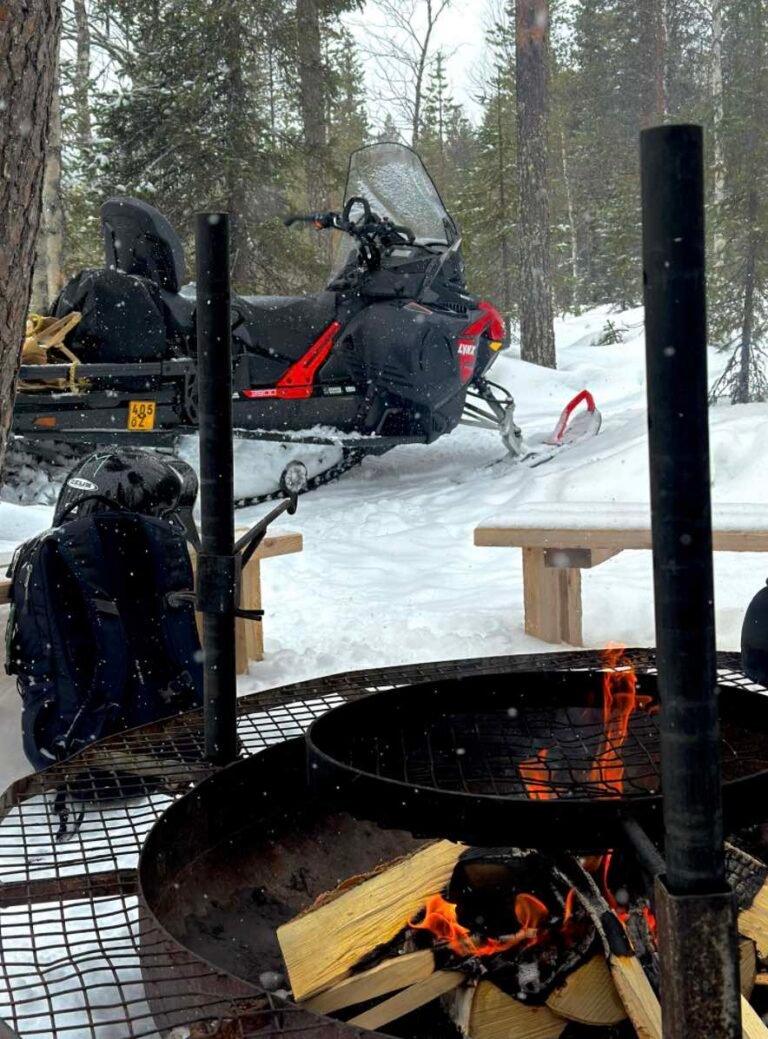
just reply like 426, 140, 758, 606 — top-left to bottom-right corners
489, 340, 503, 352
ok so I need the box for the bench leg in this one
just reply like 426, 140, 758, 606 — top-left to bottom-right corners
192, 550, 263, 674
241, 558, 264, 665
522, 547, 583, 646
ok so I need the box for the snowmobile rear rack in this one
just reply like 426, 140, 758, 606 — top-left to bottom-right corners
17, 359, 196, 381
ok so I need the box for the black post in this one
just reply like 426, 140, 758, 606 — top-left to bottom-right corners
196, 212, 238, 764
641, 125, 740, 1037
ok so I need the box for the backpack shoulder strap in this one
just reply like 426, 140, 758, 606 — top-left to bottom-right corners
130, 515, 203, 701
52, 519, 131, 754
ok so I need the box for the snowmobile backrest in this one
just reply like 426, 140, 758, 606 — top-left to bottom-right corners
101, 197, 186, 294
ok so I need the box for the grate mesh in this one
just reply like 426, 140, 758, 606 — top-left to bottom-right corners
319, 668, 768, 802
364, 702, 664, 799
0, 649, 758, 1037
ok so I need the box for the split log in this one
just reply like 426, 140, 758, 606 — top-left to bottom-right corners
348, 970, 463, 1031
741, 938, 758, 998
277, 839, 466, 1001
545, 954, 626, 1026
741, 995, 768, 1039
740, 881, 768, 960
445, 980, 566, 1039
301, 950, 435, 1015
608, 954, 662, 1039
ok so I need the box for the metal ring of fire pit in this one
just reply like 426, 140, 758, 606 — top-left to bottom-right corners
306, 669, 768, 849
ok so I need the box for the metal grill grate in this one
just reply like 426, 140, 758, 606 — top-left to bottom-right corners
314, 668, 768, 803
0, 649, 758, 1037
366, 701, 664, 799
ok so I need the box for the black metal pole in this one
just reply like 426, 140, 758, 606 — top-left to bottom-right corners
196, 212, 238, 764
641, 124, 740, 1038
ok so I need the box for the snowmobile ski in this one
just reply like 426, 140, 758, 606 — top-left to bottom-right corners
485, 389, 602, 471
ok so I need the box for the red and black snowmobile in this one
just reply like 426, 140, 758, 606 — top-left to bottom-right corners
12, 143, 600, 504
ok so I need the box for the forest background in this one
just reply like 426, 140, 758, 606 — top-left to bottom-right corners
33, 0, 766, 373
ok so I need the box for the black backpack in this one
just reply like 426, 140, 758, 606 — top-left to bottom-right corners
5, 511, 203, 771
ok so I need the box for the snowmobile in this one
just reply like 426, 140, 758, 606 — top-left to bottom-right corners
12, 142, 601, 504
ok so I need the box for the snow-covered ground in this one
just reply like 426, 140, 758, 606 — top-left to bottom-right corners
2, 304, 767, 766
1, 304, 767, 1037
232, 304, 767, 689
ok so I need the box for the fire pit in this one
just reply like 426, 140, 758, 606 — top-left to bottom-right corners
137, 653, 768, 1039
306, 660, 768, 850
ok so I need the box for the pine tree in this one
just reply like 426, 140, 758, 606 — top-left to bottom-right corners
94, 0, 299, 293
459, 88, 516, 311
709, 0, 768, 402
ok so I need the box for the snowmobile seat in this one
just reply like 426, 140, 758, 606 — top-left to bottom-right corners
238, 292, 338, 361
101, 197, 186, 293
161, 291, 196, 345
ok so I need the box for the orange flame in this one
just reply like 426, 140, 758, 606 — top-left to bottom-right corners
408, 892, 549, 958
519, 748, 555, 800
586, 644, 641, 795
562, 887, 578, 925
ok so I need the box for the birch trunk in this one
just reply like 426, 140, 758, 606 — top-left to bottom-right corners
711, 0, 726, 267
32, 64, 63, 312
0, 0, 61, 473
737, 187, 759, 404
73, 0, 91, 150
559, 125, 579, 306
516, 0, 556, 368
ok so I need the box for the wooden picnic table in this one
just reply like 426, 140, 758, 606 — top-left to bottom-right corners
474, 502, 768, 646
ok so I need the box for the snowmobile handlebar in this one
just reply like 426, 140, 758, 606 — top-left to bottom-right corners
283, 212, 338, 229
284, 198, 416, 246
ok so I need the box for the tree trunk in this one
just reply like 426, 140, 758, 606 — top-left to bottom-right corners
73, 0, 91, 150
224, 11, 251, 291
0, 0, 61, 474
32, 63, 63, 312
640, 0, 668, 126
296, 0, 328, 212
559, 124, 579, 309
737, 186, 758, 404
496, 83, 513, 316
711, 0, 726, 267
411, 0, 440, 147
516, 0, 556, 368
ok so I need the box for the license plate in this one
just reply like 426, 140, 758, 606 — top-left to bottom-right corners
127, 400, 157, 430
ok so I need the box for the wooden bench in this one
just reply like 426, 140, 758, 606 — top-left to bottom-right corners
0, 530, 302, 674
474, 502, 768, 646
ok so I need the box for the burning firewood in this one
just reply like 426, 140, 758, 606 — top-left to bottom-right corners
281, 828, 768, 1038
277, 839, 466, 1001
552, 857, 662, 1039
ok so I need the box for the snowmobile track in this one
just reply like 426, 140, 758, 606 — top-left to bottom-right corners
4, 438, 368, 512
233, 447, 365, 508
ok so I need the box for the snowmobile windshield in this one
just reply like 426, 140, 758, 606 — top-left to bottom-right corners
344, 143, 455, 244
